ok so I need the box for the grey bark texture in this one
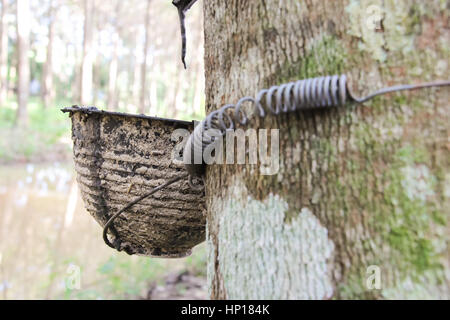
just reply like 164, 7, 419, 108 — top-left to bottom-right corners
203, 0, 449, 299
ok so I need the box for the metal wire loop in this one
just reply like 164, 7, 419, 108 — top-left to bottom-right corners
182, 74, 450, 177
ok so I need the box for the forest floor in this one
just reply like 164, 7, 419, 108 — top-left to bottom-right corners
144, 271, 207, 300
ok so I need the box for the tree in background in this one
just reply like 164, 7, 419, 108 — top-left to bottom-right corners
139, 0, 152, 114
41, 0, 57, 108
203, 0, 449, 299
79, 0, 94, 105
130, 30, 141, 110
0, 0, 9, 105
15, 0, 30, 126
106, 1, 122, 110
1, 0, 205, 123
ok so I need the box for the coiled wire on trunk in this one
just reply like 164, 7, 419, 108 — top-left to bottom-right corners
183, 75, 450, 177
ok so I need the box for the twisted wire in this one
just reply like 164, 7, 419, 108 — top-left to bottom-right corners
103, 173, 193, 250
183, 75, 450, 177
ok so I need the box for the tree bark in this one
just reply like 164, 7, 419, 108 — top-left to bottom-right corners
80, 0, 95, 105
15, 0, 31, 127
41, 0, 56, 108
139, 0, 152, 114
203, 0, 449, 299
0, 0, 8, 105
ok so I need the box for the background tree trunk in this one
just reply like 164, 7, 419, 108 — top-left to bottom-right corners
203, 0, 449, 299
15, 0, 31, 127
107, 34, 119, 110
0, 0, 8, 105
148, 67, 158, 115
92, 54, 100, 107
41, 0, 56, 108
80, 0, 94, 105
130, 31, 141, 111
107, 1, 122, 110
192, 15, 205, 116
139, 0, 152, 114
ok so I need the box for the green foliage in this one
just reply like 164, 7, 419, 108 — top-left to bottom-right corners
0, 97, 72, 162
184, 244, 207, 277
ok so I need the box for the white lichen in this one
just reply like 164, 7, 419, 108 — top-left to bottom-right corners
382, 269, 450, 299
444, 173, 450, 199
345, 0, 386, 62
400, 165, 435, 202
345, 0, 417, 62
382, 0, 416, 54
209, 178, 335, 299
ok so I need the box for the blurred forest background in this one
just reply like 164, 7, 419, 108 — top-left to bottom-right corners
0, 0, 207, 300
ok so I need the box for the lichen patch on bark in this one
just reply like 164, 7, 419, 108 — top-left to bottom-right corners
209, 177, 335, 300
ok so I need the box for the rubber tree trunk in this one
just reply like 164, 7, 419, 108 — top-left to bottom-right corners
15, 0, 30, 127
203, 0, 449, 300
